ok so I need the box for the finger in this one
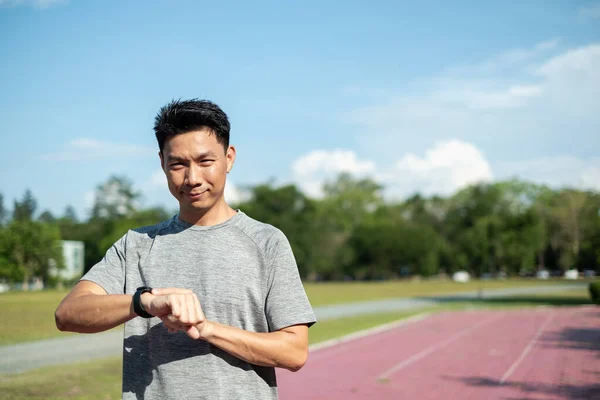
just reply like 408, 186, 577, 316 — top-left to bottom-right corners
161, 315, 181, 331
168, 294, 181, 317
178, 295, 188, 323
185, 325, 201, 340
152, 288, 193, 296
193, 294, 205, 323
186, 293, 197, 324
164, 314, 179, 324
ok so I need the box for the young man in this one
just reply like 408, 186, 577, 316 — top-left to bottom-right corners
55, 99, 316, 399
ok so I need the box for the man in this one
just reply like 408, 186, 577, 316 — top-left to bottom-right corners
55, 99, 317, 399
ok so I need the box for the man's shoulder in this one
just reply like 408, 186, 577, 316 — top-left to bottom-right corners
234, 211, 289, 250
124, 216, 177, 243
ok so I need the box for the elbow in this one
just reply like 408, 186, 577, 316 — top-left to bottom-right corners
286, 348, 308, 372
54, 305, 71, 332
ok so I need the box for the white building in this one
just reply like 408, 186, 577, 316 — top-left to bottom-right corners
51, 240, 85, 281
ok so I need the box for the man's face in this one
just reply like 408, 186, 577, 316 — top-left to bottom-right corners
160, 129, 235, 218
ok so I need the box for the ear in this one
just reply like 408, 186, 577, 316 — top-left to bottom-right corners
159, 151, 166, 172
226, 145, 236, 173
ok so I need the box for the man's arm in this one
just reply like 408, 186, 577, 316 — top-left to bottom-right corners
202, 322, 309, 372
54, 280, 136, 333
152, 288, 310, 372
55, 282, 200, 334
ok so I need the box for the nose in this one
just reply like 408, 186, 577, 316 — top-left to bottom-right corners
185, 164, 203, 187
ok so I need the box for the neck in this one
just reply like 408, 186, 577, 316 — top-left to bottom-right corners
179, 200, 237, 226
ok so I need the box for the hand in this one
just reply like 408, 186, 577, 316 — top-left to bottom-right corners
148, 288, 210, 340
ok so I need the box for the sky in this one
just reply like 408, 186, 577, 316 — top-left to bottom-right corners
1, 0, 599, 220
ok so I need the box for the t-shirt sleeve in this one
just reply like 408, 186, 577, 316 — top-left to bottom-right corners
264, 230, 316, 332
79, 232, 128, 295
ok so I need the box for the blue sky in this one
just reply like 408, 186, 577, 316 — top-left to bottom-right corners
1, 0, 599, 220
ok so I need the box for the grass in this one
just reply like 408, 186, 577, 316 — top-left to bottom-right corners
303, 278, 580, 306
0, 278, 586, 346
0, 290, 74, 346
435, 288, 594, 310
0, 287, 594, 399
0, 356, 123, 400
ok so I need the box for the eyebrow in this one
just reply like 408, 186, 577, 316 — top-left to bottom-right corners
166, 151, 217, 163
166, 156, 186, 163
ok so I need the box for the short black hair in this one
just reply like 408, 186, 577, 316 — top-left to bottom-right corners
154, 99, 230, 153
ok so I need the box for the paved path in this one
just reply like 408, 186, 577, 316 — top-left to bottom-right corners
0, 283, 586, 374
277, 305, 600, 399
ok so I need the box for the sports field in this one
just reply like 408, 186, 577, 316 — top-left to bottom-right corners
0, 280, 595, 399
0, 278, 581, 346
277, 306, 600, 399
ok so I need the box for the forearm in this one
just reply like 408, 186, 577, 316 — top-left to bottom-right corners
55, 292, 137, 333
200, 322, 308, 372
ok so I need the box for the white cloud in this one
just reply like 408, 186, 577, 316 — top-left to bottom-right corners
43, 138, 155, 161
578, 4, 600, 20
291, 140, 493, 200
0, 0, 67, 8
224, 181, 251, 205
348, 41, 600, 192
537, 44, 600, 77
291, 149, 376, 198
391, 139, 493, 197
431, 83, 543, 111
351, 41, 599, 124
292, 149, 376, 177
442, 39, 559, 76
150, 169, 166, 187
81, 190, 95, 219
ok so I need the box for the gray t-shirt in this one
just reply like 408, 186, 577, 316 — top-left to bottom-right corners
81, 210, 316, 400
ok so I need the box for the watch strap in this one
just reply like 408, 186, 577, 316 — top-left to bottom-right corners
133, 286, 153, 318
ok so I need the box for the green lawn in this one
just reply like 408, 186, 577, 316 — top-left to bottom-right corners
303, 278, 580, 306
0, 290, 75, 346
0, 278, 587, 346
0, 287, 594, 399
0, 356, 123, 400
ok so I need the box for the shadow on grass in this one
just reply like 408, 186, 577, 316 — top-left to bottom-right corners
442, 375, 600, 400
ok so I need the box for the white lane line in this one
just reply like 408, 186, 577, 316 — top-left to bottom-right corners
307, 313, 431, 363
499, 312, 554, 385
310, 313, 430, 353
377, 313, 503, 381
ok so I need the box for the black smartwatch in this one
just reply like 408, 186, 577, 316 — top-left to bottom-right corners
133, 286, 153, 318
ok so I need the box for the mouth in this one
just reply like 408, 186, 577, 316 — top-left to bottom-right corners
186, 190, 207, 200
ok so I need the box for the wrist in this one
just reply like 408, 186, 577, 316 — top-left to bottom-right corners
198, 320, 216, 341
132, 286, 154, 318
140, 292, 153, 313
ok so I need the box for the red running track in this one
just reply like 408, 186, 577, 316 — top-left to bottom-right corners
277, 306, 600, 400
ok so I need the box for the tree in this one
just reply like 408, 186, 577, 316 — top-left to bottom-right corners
38, 210, 56, 223
63, 205, 79, 223
0, 220, 64, 289
548, 189, 589, 271
349, 217, 441, 279
13, 189, 37, 221
0, 192, 7, 226
91, 175, 141, 220
321, 172, 383, 231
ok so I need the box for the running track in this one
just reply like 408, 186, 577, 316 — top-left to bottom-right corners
277, 306, 600, 399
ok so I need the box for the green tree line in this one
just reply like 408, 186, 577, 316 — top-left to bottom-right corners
1, 173, 599, 286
